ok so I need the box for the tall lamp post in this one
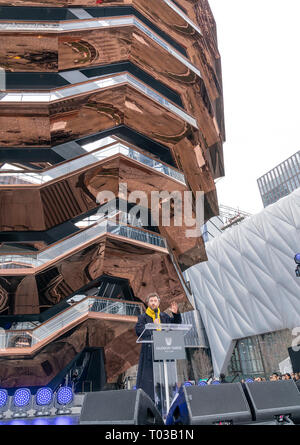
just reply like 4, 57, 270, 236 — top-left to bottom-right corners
295, 253, 300, 277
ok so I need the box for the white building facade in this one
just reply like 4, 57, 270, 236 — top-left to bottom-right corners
187, 188, 300, 377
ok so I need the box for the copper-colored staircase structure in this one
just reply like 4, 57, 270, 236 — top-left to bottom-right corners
0, 0, 225, 388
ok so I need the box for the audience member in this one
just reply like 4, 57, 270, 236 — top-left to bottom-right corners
220, 372, 300, 384
219, 373, 227, 383
269, 372, 281, 381
282, 373, 291, 380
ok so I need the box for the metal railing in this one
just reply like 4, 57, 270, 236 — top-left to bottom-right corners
0, 141, 186, 186
168, 248, 192, 299
107, 221, 166, 248
0, 72, 198, 128
1, 296, 143, 350
0, 16, 201, 78
0, 219, 167, 269
89, 298, 142, 317
162, 0, 202, 36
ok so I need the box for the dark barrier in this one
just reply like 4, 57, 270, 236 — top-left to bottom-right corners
244, 380, 300, 424
288, 346, 300, 373
166, 383, 252, 425
166, 381, 300, 425
79, 389, 164, 425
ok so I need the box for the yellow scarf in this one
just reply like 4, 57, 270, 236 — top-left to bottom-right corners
146, 307, 161, 330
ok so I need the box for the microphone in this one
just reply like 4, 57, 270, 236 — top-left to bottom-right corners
153, 308, 161, 331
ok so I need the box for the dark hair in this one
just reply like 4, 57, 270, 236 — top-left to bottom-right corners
219, 374, 226, 383
145, 293, 160, 304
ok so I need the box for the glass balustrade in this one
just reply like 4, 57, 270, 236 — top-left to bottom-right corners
107, 221, 166, 248
0, 17, 201, 78
0, 72, 197, 128
1, 297, 143, 350
168, 249, 192, 298
89, 298, 142, 317
0, 220, 167, 269
162, 0, 202, 35
0, 219, 186, 298
0, 141, 186, 186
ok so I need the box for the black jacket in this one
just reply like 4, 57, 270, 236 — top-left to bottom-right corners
135, 310, 182, 401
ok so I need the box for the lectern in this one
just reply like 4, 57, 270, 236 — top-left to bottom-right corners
137, 323, 192, 418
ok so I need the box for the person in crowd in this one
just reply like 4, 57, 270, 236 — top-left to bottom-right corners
254, 377, 263, 382
219, 373, 227, 383
282, 373, 291, 380
269, 372, 280, 381
71, 369, 80, 391
135, 293, 181, 401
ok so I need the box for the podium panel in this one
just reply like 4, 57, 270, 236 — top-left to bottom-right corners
153, 360, 178, 417
153, 331, 186, 360
137, 323, 191, 418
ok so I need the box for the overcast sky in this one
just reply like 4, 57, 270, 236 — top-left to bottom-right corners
208, 0, 300, 214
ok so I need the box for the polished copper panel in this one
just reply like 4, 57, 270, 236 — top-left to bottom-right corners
0, 306, 142, 357
0, 0, 223, 106
0, 317, 141, 387
0, 0, 225, 382
13, 275, 40, 314
0, 84, 218, 221
0, 236, 194, 314
0, 25, 221, 154
0, 85, 189, 146
0, 4, 225, 169
0, 0, 225, 129
0, 154, 207, 268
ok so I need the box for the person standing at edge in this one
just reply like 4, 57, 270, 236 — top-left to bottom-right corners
135, 292, 181, 401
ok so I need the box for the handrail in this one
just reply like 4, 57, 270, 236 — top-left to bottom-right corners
0, 224, 189, 303
1, 296, 143, 351
0, 2, 203, 37
5, 295, 142, 335
0, 72, 198, 128
0, 16, 201, 78
0, 140, 186, 186
168, 247, 192, 298
0, 220, 167, 268
162, 0, 203, 36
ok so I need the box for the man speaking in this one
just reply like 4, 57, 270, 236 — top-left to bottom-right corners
135, 293, 181, 401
